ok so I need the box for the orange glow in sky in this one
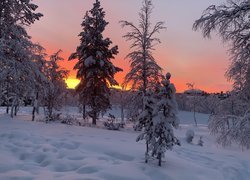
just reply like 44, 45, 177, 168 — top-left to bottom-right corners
29, 0, 231, 93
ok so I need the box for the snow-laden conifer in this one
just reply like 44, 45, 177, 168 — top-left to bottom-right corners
69, 0, 122, 125
152, 73, 180, 166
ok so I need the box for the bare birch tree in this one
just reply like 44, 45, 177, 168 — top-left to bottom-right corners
193, 0, 250, 149
120, 0, 165, 93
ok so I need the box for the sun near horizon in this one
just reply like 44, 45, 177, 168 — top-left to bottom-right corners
65, 78, 80, 89
65, 78, 124, 90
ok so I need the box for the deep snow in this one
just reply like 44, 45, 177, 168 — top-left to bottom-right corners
0, 107, 249, 180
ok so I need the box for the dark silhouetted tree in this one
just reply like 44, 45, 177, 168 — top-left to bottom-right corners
69, 0, 122, 125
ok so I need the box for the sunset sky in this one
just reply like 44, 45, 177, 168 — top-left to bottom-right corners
28, 0, 231, 93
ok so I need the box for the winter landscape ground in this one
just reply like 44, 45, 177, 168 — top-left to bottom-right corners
0, 107, 249, 180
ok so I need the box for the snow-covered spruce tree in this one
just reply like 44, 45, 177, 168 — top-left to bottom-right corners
152, 73, 180, 166
0, 0, 43, 116
136, 89, 156, 163
120, 0, 165, 93
193, 0, 250, 149
69, 0, 122, 125
44, 50, 69, 121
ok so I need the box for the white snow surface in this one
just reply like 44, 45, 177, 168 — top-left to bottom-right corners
0, 107, 250, 180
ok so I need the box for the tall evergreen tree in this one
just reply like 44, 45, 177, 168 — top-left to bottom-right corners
120, 0, 165, 93
69, 0, 122, 125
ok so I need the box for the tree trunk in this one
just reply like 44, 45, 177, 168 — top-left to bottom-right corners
145, 141, 149, 163
32, 92, 39, 121
92, 112, 97, 125
194, 110, 197, 126
32, 106, 36, 121
6, 106, 9, 114
10, 97, 17, 118
10, 104, 14, 118
10, 107, 14, 118
158, 153, 162, 166
82, 104, 86, 120
14, 105, 18, 116
48, 107, 52, 121
121, 105, 124, 123
6, 81, 9, 114
227, 119, 230, 129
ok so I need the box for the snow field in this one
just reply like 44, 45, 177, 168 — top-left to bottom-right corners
0, 108, 249, 180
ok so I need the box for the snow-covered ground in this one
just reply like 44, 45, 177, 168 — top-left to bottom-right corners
0, 107, 249, 180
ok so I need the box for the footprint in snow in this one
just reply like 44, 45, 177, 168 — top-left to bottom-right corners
76, 166, 100, 174
51, 141, 80, 150
104, 152, 134, 162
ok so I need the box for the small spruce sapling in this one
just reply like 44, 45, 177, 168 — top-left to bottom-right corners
152, 72, 180, 166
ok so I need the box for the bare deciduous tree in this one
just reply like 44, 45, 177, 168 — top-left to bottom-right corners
120, 0, 165, 93
194, 0, 250, 149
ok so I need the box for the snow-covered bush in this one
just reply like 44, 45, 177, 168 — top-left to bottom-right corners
209, 108, 250, 149
61, 114, 79, 126
186, 129, 195, 143
198, 136, 204, 147
103, 113, 121, 130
